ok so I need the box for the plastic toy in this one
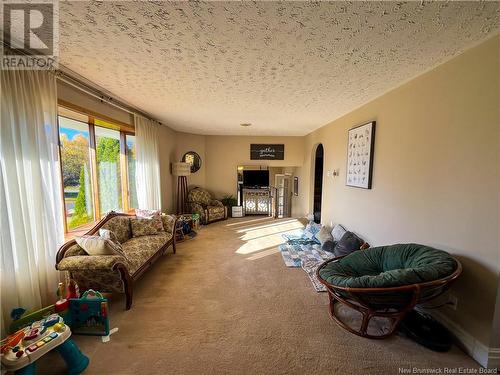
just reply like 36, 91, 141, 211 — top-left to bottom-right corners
1, 313, 89, 375
66, 279, 80, 299
56, 281, 66, 301
55, 282, 70, 315
11, 308, 26, 321
69, 289, 110, 336
9, 306, 56, 335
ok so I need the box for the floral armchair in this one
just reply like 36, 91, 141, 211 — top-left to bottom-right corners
187, 187, 228, 224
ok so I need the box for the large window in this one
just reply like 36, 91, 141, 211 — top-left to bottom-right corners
59, 116, 94, 230
95, 125, 122, 214
126, 135, 138, 209
57, 107, 136, 233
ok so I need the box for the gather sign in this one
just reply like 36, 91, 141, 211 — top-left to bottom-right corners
250, 144, 285, 160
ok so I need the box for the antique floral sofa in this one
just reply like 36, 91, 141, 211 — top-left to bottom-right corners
187, 187, 228, 224
55, 212, 177, 309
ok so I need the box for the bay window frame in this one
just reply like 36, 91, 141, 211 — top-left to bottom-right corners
57, 101, 135, 235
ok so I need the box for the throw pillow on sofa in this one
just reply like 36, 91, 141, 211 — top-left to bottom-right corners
333, 231, 363, 257
303, 221, 321, 243
135, 209, 164, 231
76, 235, 124, 256
161, 214, 175, 234
99, 228, 123, 252
316, 226, 335, 252
130, 217, 159, 237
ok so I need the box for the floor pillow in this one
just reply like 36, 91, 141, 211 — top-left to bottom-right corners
316, 226, 335, 252
303, 221, 321, 243
331, 224, 347, 243
333, 231, 363, 257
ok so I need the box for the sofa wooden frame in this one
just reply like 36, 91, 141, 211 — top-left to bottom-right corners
56, 212, 178, 310
316, 255, 462, 339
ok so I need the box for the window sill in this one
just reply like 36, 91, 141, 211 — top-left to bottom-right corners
64, 222, 96, 241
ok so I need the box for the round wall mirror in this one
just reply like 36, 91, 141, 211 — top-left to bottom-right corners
182, 151, 202, 173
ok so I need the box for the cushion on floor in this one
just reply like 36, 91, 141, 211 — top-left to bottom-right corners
331, 223, 347, 242
319, 243, 457, 288
316, 226, 335, 252
332, 231, 363, 257
303, 221, 321, 242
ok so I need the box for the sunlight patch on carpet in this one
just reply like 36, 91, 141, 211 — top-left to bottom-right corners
236, 219, 299, 233
234, 218, 304, 255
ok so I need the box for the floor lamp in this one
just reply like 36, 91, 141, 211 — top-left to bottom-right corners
173, 162, 191, 214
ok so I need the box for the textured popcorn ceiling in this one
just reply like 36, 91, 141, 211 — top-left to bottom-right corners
58, 1, 500, 135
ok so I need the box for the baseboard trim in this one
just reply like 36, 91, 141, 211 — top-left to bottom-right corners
488, 347, 500, 369
428, 310, 498, 368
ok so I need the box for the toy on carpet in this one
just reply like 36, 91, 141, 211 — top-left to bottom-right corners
54, 279, 81, 323
69, 290, 110, 337
1, 313, 89, 375
7, 278, 81, 336
1, 280, 120, 374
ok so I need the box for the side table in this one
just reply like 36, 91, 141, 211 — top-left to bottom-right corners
175, 214, 200, 242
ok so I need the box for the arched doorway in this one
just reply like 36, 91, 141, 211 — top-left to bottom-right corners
313, 144, 324, 224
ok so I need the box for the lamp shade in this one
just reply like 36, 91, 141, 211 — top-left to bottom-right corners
172, 162, 191, 176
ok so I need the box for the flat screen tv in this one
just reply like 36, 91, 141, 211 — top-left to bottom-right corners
243, 170, 269, 188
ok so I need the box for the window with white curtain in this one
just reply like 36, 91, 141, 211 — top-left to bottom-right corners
59, 114, 95, 230
57, 106, 137, 233
95, 126, 122, 214
126, 135, 138, 209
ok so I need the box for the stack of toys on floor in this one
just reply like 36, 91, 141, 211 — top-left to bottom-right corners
1, 278, 111, 375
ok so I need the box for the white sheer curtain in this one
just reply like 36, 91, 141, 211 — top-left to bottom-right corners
0, 70, 64, 332
134, 115, 162, 210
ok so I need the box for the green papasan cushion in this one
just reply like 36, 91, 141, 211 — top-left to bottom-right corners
319, 243, 457, 288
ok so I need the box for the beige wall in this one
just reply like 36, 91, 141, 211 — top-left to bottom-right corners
173, 134, 305, 199
205, 135, 305, 198
297, 35, 500, 351
158, 126, 177, 213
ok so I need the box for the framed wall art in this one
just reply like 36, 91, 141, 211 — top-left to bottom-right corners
250, 144, 284, 160
182, 151, 202, 173
346, 121, 376, 189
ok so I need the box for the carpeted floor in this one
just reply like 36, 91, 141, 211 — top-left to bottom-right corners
37, 217, 479, 375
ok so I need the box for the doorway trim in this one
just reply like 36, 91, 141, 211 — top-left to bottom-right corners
312, 144, 324, 224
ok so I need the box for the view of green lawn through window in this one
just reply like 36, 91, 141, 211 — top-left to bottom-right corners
59, 116, 94, 229
58, 112, 136, 231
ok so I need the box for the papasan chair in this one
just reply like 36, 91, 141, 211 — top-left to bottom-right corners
316, 243, 462, 339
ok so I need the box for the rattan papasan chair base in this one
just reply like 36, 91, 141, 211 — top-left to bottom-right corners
317, 243, 462, 339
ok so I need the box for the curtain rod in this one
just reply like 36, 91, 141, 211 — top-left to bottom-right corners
55, 69, 163, 126
2, 39, 163, 125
